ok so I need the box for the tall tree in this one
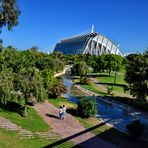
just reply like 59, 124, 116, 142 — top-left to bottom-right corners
71, 61, 89, 79
91, 55, 106, 73
14, 67, 47, 104
0, 0, 20, 32
125, 53, 148, 101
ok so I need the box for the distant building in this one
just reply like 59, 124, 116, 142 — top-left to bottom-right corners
54, 26, 121, 56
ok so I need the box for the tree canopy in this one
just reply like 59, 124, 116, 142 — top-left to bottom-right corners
0, 0, 20, 32
0, 47, 66, 106
71, 61, 89, 79
125, 52, 148, 101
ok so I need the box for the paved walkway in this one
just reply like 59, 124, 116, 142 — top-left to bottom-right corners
34, 100, 117, 148
54, 65, 71, 77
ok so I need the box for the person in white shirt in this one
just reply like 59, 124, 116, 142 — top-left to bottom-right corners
62, 105, 66, 120
59, 106, 63, 120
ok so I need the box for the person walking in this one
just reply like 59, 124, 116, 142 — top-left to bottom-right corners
62, 105, 66, 120
59, 106, 63, 120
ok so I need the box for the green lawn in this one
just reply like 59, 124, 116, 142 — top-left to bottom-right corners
73, 72, 129, 95
80, 83, 108, 96
0, 106, 49, 132
48, 97, 77, 108
0, 128, 74, 148
70, 85, 87, 97
96, 72, 127, 84
72, 77, 108, 96
95, 72, 129, 93
0, 100, 75, 147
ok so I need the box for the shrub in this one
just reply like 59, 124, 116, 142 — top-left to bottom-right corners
80, 77, 90, 85
48, 81, 67, 98
107, 86, 113, 95
126, 119, 144, 139
78, 97, 97, 118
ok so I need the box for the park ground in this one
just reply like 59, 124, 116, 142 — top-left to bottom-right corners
0, 72, 148, 148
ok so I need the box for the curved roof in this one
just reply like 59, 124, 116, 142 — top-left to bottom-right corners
60, 32, 98, 43
54, 31, 121, 56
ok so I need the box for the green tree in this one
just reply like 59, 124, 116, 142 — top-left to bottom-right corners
92, 55, 106, 73
102, 54, 123, 84
42, 68, 56, 89
52, 51, 64, 72
112, 54, 124, 84
125, 53, 148, 101
0, 0, 20, 32
36, 56, 57, 71
42, 68, 66, 98
0, 68, 14, 104
0, 47, 68, 110
1, 47, 22, 73
82, 53, 92, 65
14, 67, 47, 105
71, 61, 89, 79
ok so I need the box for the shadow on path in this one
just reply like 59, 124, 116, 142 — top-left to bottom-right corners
98, 128, 148, 148
45, 113, 59, 120
43, 121, 108, 148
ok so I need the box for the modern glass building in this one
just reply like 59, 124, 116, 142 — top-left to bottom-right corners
54, 28, 121, 56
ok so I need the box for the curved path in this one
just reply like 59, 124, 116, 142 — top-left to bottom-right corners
34, 100, 117, 148
54, 65, 71, 77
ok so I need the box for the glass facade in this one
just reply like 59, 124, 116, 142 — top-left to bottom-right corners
54, 32, 122, 56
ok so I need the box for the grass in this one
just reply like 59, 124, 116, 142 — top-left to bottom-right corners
81, 82, 108, 96
0, 128, 74, 148
0, 99, 75, 147
70, 85, 88, 97
0, 106, 49, 132
72, 77, 108, 96
48, 96, 77, 108
72, 73, 130, 96
95, 72, 129, 94
96, 71, 127, 84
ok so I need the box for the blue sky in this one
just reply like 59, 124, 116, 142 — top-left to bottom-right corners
0, 0, 148, 54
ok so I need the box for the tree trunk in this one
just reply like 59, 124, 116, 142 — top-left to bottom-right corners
109, 70, 111, 76
114, 71, 117, 84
